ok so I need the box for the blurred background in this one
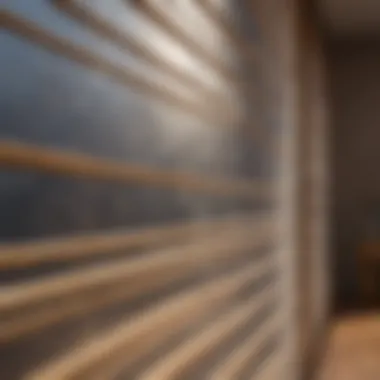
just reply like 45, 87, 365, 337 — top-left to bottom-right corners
1, 1, 380, 379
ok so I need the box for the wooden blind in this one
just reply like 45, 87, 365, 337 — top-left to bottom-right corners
0, 1, 300, 379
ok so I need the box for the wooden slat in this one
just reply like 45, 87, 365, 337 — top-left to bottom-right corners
75, 281, 276, 380
1, 10, 270, 146
138, 287, 276, 380
129, 0, 239, 83
0, 221, 270, 313
0, 11, 223, 124
243, 336, 280, 380
0, 227, 272, 344
209, 317, 279, 380
250, 352, 283, 380
0, 214, 265, 269
25, 260, 272, 380
0, 139, 272, 199
52, 0, 230, 108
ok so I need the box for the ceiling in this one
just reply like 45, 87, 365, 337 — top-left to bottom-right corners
318, 0, 380, 38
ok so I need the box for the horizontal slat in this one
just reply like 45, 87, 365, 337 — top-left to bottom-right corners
78, 285, 276, 380
0, 139, 272, 198
129, 0, 239, 83
138, 287, 276, 380
25, 260, 271, 380
0, 249, 272, 344
0, 214, 267, 269
0, 11, 223, 124
253, 354, 283, 380
1, 10, 269, 143
0, 221, 271, 312
209, 316, 279, 380
87, 288, 276, 380
53, 0, 229, 107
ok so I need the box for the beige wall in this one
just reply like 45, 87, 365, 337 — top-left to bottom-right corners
329, 41, 380, 306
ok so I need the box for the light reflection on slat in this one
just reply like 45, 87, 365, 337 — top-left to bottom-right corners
0, 221, 271, 313
245, 340, 282, 380
0, 224, 272, 343
76, 279, 276, 380
209, 317, 279, 380
251, 353, 283, 380
1, 9, 272, 148
52, 0, 230, 108
137, 287, 276, 380
0, 11, 224, 124
128, 0, 239, 83
25, 260, 272, 380
0, 214, 268, 269
0, 139, 273, 199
